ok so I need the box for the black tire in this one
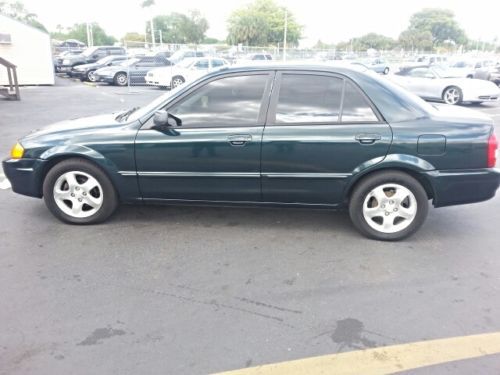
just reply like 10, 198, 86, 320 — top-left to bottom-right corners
383, 67, 390, 75
43, 158, 118, 224
349, 171, 429, 241
114, 72, 128, 86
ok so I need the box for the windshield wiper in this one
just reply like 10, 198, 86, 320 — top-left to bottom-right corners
115, 107, 140, 122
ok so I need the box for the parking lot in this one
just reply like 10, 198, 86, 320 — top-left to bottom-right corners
1, 77, 500, 374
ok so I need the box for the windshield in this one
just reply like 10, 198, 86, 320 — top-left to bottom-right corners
118, 84, 187, 122
119, 58, 140, 67
82, 47, 98, 57
97, 56, 115, 64
451, 61, 473, 68
177, 59, 196, 69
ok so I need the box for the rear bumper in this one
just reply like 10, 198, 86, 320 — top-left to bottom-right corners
2, 158, 47, 198
424, 168, 500, 207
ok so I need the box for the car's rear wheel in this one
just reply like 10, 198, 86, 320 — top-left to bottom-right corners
383, 67, 390, 75
114, 72, 128, 86
86, 70, 97, 82
349, 171, 428, 241
171, 76, 185, 88
442, 86, 462, 105
43, 158, 118, 224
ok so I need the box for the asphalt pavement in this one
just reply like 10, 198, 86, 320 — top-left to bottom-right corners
0, 77, 499, 374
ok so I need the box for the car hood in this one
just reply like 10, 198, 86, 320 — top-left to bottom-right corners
74, 62, 101, 70
95, 65, 123, 75
21, 113, 124, 142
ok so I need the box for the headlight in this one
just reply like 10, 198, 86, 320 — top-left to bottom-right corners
10, 142, 24, 159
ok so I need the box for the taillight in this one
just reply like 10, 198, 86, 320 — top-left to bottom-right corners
487, 132, 498, 168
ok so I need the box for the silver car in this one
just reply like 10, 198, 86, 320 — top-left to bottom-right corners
389, 65, 500, 105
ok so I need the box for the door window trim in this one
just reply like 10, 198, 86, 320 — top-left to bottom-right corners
140, 71, 275, 130
266, 70, 385, 126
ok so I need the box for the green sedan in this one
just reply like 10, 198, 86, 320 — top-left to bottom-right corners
3, 65, 499, 240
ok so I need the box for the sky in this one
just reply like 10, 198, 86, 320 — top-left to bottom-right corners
18, 0, 500, 46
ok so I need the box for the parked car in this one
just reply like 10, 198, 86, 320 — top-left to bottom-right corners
235, 53, 273, 64
93, 56, 172, 86
168, 50, 206, 64
53, 39, 86, 54
474, 63, 500, 86
362, 58, 390, 74
146, 57, 229, 89
53, 50, 83, 72
69, 55, 129, 82
4, 65, 499, 240
390, 65, 500, 105
56, 46, 127, 72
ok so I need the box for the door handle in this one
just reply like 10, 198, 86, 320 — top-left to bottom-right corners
228, 134, 252, 146
355, 134, 382, 144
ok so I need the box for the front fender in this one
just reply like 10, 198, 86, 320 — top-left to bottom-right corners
40, 144, 140, 202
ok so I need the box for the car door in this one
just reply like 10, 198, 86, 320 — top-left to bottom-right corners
135, 72, 273, 201
409, 68, 441, 99
261, 71, 392, 205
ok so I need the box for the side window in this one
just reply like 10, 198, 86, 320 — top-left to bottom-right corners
211, 59, 225, 68
169, 75, 268, 127
194, 59, 209, 69
275, 74, 342, 123
341, 81, 378, 123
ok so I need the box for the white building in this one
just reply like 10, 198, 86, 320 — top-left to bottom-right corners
0, 14, 54, 85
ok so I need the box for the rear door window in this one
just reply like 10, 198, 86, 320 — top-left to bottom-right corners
272, 73, 378, 124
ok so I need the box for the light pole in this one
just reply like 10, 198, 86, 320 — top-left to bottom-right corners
150, 18, 155, 49
283, 9, 288, 61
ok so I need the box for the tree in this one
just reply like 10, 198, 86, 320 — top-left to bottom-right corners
400, 8, 467, 49
123, 32, 145, 42
51, 23, 116, 46
398, 29, 433, 51
227, 0, 302, 46
0, 0, 47, 32
146, 10, 209, 44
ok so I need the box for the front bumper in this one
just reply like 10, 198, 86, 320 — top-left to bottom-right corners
425, 168, 500, 207
94, 74, 114, 83
2, 158, 48, 198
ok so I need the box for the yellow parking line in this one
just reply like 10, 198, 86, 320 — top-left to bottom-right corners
216, 332, 500, 375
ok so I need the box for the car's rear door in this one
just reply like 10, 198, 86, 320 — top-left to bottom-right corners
261, 71, 392, 205
135, 72, 274, 201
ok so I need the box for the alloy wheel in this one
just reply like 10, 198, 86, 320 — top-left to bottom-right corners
443, 87, 460, 105
362, 183, 417, 234
53, 171, 103, 218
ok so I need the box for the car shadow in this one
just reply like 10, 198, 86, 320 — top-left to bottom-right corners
110, 204, 357, 234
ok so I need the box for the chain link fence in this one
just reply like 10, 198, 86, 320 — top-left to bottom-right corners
54, 41, 500, 89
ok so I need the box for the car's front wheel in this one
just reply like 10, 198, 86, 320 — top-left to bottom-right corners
349, 171, 428, 241
43, 158, 118, 224
114, 72, 128, 86
171, 76, 185, 88
86, 70, 97, 82
383, 67, 390, 75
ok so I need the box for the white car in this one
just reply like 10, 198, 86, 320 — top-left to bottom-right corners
389, 65, 500, 105
146, 57, 229, 89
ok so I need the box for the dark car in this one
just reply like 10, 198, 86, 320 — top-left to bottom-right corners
3, 65, 499, 240
93, 56, 172, 86
69, 55, 128, 82
56, 46, 126, 73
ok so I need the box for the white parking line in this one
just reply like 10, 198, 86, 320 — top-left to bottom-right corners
0, 173, 11, 190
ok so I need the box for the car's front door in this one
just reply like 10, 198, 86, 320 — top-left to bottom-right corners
261, 71, 392, 205
135, 72, 273, 201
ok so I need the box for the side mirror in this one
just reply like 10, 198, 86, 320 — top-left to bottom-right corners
153, 110, 179, 127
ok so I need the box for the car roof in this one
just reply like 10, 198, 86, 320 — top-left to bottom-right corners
221, 62, 369, 75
